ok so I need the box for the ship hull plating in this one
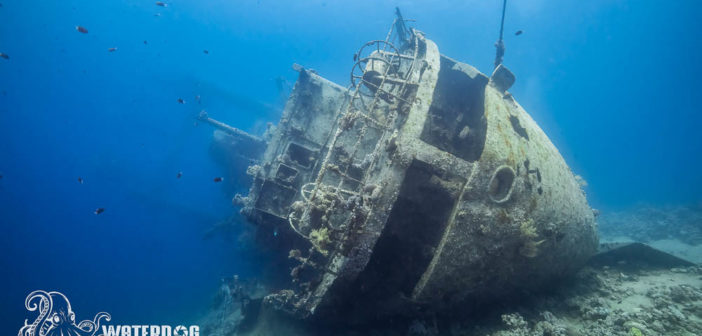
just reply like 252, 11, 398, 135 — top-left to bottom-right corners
238, 30, 597, 321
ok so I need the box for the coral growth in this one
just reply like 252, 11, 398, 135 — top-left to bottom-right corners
628, 326, 643, 336
519, 219, 545, 258
309, 227, 331, 256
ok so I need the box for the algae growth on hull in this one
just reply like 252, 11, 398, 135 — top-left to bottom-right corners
205, 10, 598, 329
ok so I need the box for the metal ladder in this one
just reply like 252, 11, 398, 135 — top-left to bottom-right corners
289, 16, 420, 246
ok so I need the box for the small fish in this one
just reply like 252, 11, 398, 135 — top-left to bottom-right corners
177, 98, 185, 104
195, 95, 201, 103
177, 171, 182, 178
0, 52, 9, 60
0, 173, 3, 179
107, 47, 117, 52
143, 40, 148, 45
94, 208, 105, 215
353, 53, 358, 62
203, 50, 209, 54
515, 30, 523, 36
76, 26, 88, 34
213, 177, 223, 183
154, 13, 161, 17
78, 177, 83, 184
155, 1, 167, 7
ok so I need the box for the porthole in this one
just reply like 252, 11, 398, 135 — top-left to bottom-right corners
488, 165, 516, 203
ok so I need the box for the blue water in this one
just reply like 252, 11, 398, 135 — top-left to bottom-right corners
1, 0, 700, 333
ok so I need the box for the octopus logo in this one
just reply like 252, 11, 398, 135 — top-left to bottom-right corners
18, 290, 111, 336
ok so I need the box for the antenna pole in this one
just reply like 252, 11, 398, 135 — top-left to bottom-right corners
494, 0, 507, 69
394, 7, 411, 46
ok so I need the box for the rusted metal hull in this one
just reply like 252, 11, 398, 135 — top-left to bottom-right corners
238, 26, 597, 320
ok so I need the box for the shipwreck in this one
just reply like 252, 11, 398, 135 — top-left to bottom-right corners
201, 9, 599, 326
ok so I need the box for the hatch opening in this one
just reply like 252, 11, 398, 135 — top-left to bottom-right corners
421, 56, 488, 162
287, 143, 316, 168
352, 160, 462, 299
